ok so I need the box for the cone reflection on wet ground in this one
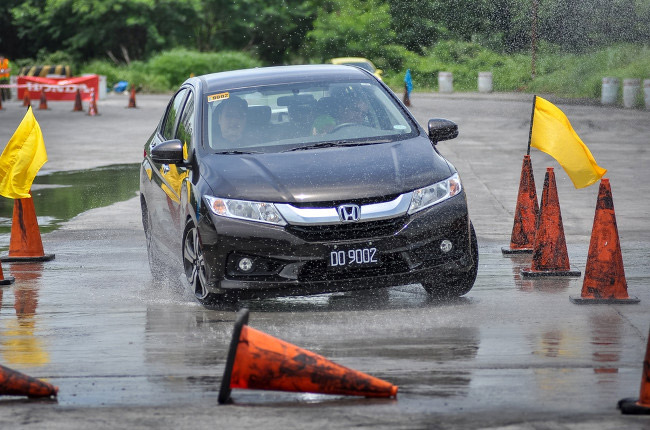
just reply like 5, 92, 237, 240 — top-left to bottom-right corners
503, 155, 538, 255
219, 309, 398, 404
522, 167, 580, 278
618, 327, 650, 414
570, 179, 639, 304
0, 196, 55, 262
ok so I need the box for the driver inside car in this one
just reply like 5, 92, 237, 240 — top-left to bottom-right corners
215, 96, 248, 147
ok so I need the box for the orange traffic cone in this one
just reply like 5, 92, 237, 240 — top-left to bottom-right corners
0, 262, 15, 285
218, 309, 398, 404
23, 91, 31, 108
127, 86, 136, 108
522, 167, 580, 277
0, 196, 55, 263
72, 88, 83, 112
503, 154, 539, 254
0, 364, 58, 398
570, 179, 639, 304
618, 326, 650, 414
38, 90, 48, 110
87, 88, 98, 116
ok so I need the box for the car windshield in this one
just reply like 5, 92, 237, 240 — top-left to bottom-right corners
204, 80, 417, 153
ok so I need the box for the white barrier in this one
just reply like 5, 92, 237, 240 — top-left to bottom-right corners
623, 78, 640, 108
601, 77, 619, 105
478, 72, 493, 93
438, 72, 453, 93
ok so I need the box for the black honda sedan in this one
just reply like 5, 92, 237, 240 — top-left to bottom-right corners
140, 65, 477, 306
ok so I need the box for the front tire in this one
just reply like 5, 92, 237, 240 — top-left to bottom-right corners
422, 222, 479, 299
182, 220, 232, 307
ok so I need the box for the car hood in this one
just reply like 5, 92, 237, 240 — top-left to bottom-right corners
199, 137, 453, 203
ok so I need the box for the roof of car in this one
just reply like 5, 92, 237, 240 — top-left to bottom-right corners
329, 57, 373, 64
195, 64, 374, 93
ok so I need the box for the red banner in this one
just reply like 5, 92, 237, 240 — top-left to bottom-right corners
17, 75, 99, 102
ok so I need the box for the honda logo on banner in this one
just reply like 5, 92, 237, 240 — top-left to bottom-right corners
337, 204, 361, 222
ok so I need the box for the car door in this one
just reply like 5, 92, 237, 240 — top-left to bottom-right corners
148, 88, 189, 255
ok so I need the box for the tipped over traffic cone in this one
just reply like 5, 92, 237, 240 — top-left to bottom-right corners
503, 155, 539, 255
87, 88, 98, 116
22, 92, 31, 108
570, 179, 639, 304
72, 89, 83, 112
38, 90, 48, 110
0, 263, 15, 285
0, 196, 55, 263
127, 86, 136, 108
0, 364, 58, 398
522, 167, 580, 277
218, 309, 398, 404
618, 326, 650, 414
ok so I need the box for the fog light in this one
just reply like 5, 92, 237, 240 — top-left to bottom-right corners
238, 257, 254, 272
440, 240, 453, 253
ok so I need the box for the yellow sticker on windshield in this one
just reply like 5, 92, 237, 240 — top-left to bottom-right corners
208, 92, 229, 102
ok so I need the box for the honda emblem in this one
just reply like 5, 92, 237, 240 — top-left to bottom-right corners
337, 204, 361, 222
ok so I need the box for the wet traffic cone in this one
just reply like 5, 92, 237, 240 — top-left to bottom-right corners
38, 90, 48, 110
503, 155, 539, 255
522, 167, 581, 277
218, 309, 398, 404
0, 196, 55, 263
87, 88, 98, 116
0, 364, 58, 398
127, 86, 136, 108
0, 262, 15, 285
570, 179, 639, 304
72, 88, 83, 112
618, 327, 650, 414
22, 91, 31, 108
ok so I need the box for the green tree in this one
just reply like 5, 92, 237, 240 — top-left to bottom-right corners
306, 0, 395, 61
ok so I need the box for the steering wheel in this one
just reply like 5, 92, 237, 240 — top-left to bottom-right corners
330, 122, 357, 133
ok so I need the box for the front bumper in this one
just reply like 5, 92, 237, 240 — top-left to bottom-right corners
197, 193, 473, 299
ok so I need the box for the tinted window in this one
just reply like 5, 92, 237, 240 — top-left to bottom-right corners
204, 80, 416, 153
162, 89, 188, 140
176, 93, 194, 161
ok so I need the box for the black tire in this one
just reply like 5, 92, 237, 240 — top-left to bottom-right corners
182, 220, 229, 306
422, 222, 479, 299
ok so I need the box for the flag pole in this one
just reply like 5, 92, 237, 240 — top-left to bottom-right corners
527, 95, 537, 155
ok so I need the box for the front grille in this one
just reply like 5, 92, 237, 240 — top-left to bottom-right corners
298, 251, 409, 282
286, 215, 408, 241
289, 193, 401, 208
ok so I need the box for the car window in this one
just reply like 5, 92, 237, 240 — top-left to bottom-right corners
161, 88, 189, 140
204, 80, 416, 153
175, 93, 194, 161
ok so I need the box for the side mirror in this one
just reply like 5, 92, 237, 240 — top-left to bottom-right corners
151, 139, 184, 164
427, 118, 458, 144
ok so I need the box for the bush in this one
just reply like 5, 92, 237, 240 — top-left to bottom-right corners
147, 49, 263, 89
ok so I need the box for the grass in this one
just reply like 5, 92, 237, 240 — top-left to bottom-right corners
382, 42, 650, 101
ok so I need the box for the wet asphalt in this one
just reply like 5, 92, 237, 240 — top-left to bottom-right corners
0, 92, 649, 429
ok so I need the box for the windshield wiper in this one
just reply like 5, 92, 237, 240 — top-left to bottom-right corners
213, 150, 263, 154
284, 139, 388, 152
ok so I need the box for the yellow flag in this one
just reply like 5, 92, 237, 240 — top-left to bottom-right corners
530, 96, 606, 188
0, 107, 48, 199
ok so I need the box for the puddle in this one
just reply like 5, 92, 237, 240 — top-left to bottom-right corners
0, 164, 140, 250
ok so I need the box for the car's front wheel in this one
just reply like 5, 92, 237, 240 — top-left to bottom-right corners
422, 222, 478, 299
182, 220, 217, 305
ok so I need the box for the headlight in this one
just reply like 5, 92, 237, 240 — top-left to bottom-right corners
408, 173, 462, 214
204, 196, 286, 226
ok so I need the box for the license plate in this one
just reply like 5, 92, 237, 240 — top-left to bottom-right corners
328, 247, 379, 268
